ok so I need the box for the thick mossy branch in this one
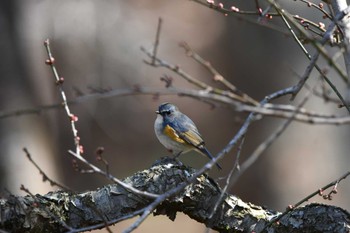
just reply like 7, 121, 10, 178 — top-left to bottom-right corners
0, 157, 349, 233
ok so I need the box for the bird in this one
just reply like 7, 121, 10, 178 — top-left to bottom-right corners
154, 102, 222, 170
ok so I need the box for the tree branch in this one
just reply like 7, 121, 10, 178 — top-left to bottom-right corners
1, 158, 349, 233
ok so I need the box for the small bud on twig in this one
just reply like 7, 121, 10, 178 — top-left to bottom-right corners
45, 57, 55, 65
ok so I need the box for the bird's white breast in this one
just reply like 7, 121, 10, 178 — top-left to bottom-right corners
154, 115, 189, 154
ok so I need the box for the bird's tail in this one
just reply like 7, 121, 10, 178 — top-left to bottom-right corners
198, 147, 222, 170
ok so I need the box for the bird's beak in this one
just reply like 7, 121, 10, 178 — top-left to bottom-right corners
155, 110, 160, 114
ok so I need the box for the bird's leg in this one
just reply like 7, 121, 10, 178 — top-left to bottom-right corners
173, 151, 183, 158
171, 151, 184, 166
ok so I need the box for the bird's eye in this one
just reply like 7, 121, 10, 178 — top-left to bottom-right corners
163, 110, 171, 116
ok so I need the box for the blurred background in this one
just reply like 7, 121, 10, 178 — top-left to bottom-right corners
0, 0, 349, 232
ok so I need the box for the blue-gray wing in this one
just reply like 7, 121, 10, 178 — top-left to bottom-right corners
168, 114, 204, 148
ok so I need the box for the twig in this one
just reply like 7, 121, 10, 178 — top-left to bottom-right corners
231, 87, 314, 186
208, 136, 245, 219
299, 0, 333, 20
239, 104, 350, 124
270, 1, 349, 85
207, 87, 296, 173
193, 0, 278, 17
23, 148, 71, 191
255, 0, 261, 16
294, 15, 327, 35
66, 208, 145, 233
288, 1, 347, 82
142, 40, 350, 122
265, 171, 350, 230
95, 147, 110, 176
278, 8, 350, 113
142, 46, 212, 90
152, 18, 162, 65
179, 41, 238, 92
44, 39, 83, 156
288, 67, 342, 104
143, 45, 259, 105
198, 0, 348, 84
2, 85, 350, 125
295, 171, 350, 207
233, 136, 245, 174
0, 102, 63, 119
195, 0, 349, 101
179, 41, 259, 106
44, 41, 124, 232
68, 150, 159, 199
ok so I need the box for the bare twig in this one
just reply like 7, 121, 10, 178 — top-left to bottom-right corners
206, 87, 296, 173
193, 0, 278, 17
277, 7, 350, 113
299, 0, 333, 20
66, 208, 145, 233
2, 84, 350, 125
265, 171, 350, 230
208, 136, 245, 219
95, 147, 110, 176
198, 88, 312, 204
142, 46, 213, 90
152, 17, 163, 65
179, 41, 238, 92
44, 39, 83, 156
270, 1, 349, 83
179, 41, 259, 106
194, 0, 348, 85
68, 150, 159, 199
231, 87, 314, 187
142, 40, 350, 123
23, 148, 71, 191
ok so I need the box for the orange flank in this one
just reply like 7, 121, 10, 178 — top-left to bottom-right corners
163, 125, 185, 144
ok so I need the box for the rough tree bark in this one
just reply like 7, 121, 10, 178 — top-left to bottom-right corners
0, 157, 349, 233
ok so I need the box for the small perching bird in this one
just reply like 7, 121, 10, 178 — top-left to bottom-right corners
154, 103, 222, 170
